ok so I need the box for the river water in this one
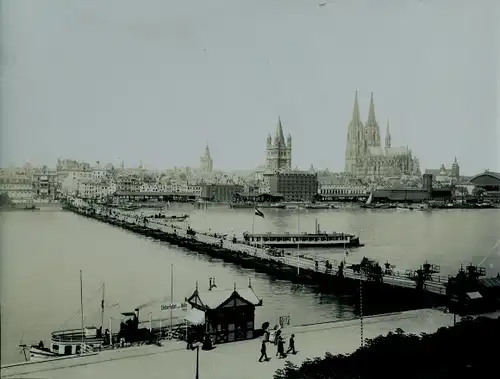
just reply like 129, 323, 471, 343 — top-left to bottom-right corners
1, 205, 499, 364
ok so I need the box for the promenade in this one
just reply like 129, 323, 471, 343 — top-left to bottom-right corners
0, 309, 457, 379
97, 205, 448, 296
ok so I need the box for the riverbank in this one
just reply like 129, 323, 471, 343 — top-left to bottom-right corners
0, 308, 456, 379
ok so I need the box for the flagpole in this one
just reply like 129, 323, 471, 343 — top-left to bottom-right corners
297, 207, 300, 275
251, 198, 256, 237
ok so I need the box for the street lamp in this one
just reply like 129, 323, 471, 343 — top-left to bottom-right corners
193, 341, 203, 379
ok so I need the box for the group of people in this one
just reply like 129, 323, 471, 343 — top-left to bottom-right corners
259, 330, 296, 363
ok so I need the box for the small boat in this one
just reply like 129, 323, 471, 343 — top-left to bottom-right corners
23, 272, 163, 362
229, 202, 254, 209
302, 203, 337, 210
257, 203, 287, 209
165, 214, 189, 222
26, 271, 105, 361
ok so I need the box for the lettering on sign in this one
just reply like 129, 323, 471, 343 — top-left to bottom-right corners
279, 316, 290, 327
161, 302, 188, 311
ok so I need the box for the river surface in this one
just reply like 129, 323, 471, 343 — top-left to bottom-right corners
1, 205, 499, 364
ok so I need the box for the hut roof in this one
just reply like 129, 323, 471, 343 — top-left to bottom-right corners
187, 287, 262, 310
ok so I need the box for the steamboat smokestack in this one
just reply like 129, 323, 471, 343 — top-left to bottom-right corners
134, 308, 139, 320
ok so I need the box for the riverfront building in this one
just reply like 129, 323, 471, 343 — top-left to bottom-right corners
344, 92, 420, 179
0, 168, 34, 203
268, 171, 318, 202
32, 167, 59, 200
424, 158, 461, 183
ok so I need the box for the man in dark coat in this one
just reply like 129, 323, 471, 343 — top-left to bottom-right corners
259, 340, 269, 362
277, 336, 286, 358
286, 334, 296, 354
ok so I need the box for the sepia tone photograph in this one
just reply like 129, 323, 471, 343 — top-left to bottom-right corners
0, 0, 499, 378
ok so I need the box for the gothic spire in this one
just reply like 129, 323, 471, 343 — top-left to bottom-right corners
367, 92, 376, 123
351, 91, 361, 127
274, 116, 286, 147
385, 119, 391, 148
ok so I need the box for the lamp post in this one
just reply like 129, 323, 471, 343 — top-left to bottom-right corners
193, 341, 203, 379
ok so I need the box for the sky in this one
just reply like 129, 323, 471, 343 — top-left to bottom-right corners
1, 0, 498, 174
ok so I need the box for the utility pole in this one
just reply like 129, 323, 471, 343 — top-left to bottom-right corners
360, 279, 364, 348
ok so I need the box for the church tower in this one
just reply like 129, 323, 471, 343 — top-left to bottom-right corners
266, 117, 291, 172
200, 144, 213, 173
385, 120, 392, 148
451, 157, 460, 179
364, 92, 381, 148
344, 91, 364, 175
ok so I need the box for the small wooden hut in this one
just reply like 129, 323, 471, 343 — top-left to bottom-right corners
184, 280, 263, 345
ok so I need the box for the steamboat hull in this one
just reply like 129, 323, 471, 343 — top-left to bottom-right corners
258, 238, 362, 249
29, 347, 59, 361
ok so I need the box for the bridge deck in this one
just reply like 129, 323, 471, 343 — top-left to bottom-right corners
103, 209, 447, 296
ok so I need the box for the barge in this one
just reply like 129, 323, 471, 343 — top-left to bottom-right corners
230, 202, 287, 209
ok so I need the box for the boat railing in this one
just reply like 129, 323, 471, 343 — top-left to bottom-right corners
51, 329, 103, 343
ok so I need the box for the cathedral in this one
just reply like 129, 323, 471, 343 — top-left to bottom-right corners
344, 92, 420, 178
266, 117, 292, 171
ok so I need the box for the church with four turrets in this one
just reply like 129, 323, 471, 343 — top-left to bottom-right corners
266, 117, 292, 172
344, 91, 420, 178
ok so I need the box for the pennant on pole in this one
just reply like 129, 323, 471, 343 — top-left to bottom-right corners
254, 208, 265, 218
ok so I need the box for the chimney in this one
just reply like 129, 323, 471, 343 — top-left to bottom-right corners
134, 308, 139, 320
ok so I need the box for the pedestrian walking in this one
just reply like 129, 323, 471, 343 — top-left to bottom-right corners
277, 336, 286, 358
259, 340, 269, 362
286, 334, 297, 354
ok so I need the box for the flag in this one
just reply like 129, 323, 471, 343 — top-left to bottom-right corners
254, 208, 265, 218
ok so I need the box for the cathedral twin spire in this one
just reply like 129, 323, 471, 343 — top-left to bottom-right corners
350, 91, 389, 148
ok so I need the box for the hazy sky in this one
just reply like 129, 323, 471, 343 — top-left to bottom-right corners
1, 0, 498, 174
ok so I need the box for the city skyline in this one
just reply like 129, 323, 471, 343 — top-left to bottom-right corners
1, 0, 498, 174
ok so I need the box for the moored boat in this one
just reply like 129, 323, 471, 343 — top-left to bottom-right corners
302, 203, 337, 210
28, 327, 104, 361
230, 202, 286, 209
242, 231, 362, 248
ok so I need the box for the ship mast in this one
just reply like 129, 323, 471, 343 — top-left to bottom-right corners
80, 270, 84, 346
100, 283, 105, 329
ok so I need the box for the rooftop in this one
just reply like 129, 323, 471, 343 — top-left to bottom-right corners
187, 287, 262, 310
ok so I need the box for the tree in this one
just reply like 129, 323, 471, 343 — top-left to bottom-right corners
273, 316, 499, 379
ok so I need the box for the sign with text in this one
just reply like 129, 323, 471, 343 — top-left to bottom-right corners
279, 316, 290, 327
161, 302, 188, 311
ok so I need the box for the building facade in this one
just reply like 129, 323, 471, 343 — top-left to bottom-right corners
424, 158, 460, 183
344, 92, 420, 178
32, 167, 59, 200
0, 169, 34, 203
201, 184, 243, 202
268, 171, 318, 202
318, 183, 369, 199
266, 117, 292, 172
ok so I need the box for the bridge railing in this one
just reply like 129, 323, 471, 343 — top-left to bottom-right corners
94, 207, 448, 295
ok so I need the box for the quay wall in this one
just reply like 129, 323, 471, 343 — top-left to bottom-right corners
62, 203, 448, 309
